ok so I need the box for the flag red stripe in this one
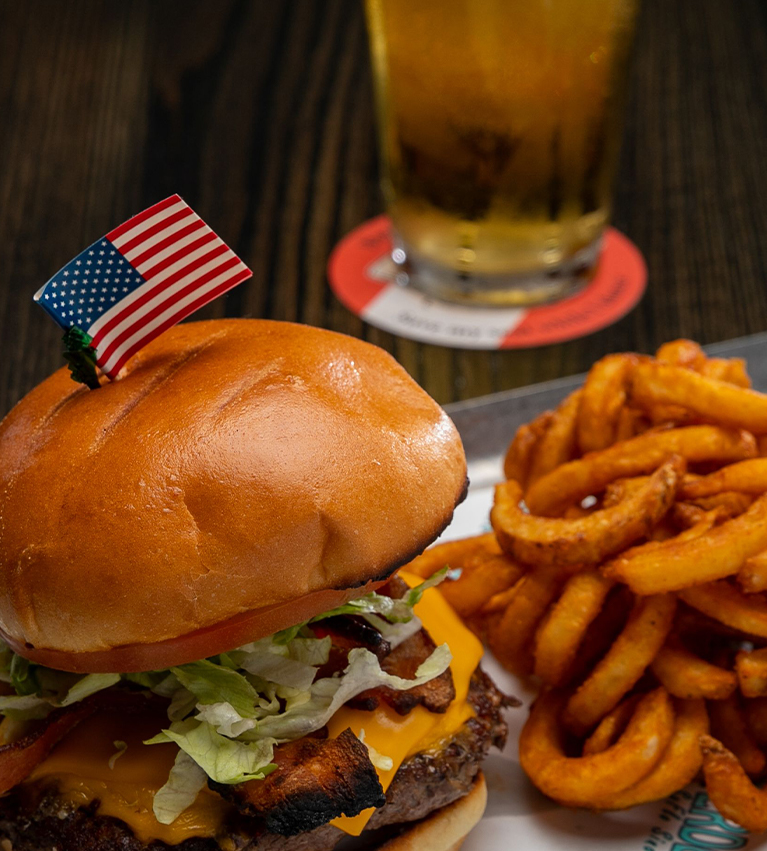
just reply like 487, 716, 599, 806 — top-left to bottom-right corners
116, 208, 194, 257
103, 269, 251, 378
140, 232, 219, 282
96, 256, 241, 365
106, 195, 182, 242
129, 219, 207, 270
90, 243, 229, 347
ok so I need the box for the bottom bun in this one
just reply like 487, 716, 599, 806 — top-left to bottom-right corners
378, 772, 488, 851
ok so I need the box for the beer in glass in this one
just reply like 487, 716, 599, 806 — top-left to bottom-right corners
365, 0, 638, 304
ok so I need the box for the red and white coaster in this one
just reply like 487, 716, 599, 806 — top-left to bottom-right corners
328, 215, 647, 349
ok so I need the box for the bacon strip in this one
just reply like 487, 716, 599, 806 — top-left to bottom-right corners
0, 702, 97, 794
348, 628, 456, 715
315, 574, 455, 716
313, 615, 392, 679
214, 728, 385, 836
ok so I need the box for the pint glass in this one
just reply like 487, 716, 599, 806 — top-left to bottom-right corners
365, 0, 638, 305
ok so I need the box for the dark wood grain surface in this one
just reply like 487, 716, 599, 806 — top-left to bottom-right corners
1, 0, 767, 413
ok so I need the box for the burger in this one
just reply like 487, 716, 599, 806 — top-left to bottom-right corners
0, 319, 510, 850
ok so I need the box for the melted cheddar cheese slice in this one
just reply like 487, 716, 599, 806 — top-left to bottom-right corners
328, 573, 483, 835
25, 573, 483, 843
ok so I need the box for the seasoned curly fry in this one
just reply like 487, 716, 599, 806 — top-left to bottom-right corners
527, 390, 581, 485
745, 697, 767, 747
565, 587, 634, 684
406, 532, 502, 579
604, 494, 767, 594
525, 425, 755, 516
684, 491, 754, 517
670, 502, 711, 528
699, 357, 751, 388
582, 695, 640, 755
738, 549, 767, 594
656, 345, 750, 386
441, 557, 524, 620
562, 503, 592, 519
651, 636, 737, 700
405, 532, 524, 618
701, 735, 767, 832
649, 340, 751, 421
656, 339, 707, 368
615, 406, 649, 442
736, 647, 767, 698
631, 361, 767, 433
679, 581, 767, 638
599, 509, 717, 577
486, 568, 567, 677
503, 410, 554, 487
534, 570, 615, 687
679, 458, 767, 498
649, 520, 680, 542
519, 688, 674, 808
596, 699, 708, 810
563, 594, 677, 735
671, 493, 752, 529
577, 354, 638, 454
482, 585, 519, 614
602, 475, 650, 508
492, 459, 681, 567
708, 695, 766, 777
646, 404, 700, 428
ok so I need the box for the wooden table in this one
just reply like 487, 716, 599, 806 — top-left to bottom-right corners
2, 0, 767, 412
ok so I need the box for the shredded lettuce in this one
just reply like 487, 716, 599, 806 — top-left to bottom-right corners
167, 687, 197, 722
251, 645, 451, 741
235, 640, 321, 691
195, 701, 260, 738
312, 568, 449, 624
0, 694, 52, 720
289, 636, 332, 667
0, 570, 449, 825
147, 718, 278, 785
152, 750, 209, 824
109, 740, 128, 770
60, 673, 121, 707
151, 672, 184, 699
0, 674, 119, 720
188, 643, 451, 745
171, 661, 260, 718
361, 613, 422, 649
123, 671, 169, 690
9, 655, 38, 696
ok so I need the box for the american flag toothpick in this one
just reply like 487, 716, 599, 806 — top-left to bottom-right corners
35, 195, 252, 383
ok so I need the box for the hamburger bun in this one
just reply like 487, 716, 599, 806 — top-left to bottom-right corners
379, 773, 488, 851
0, 319, 466, 663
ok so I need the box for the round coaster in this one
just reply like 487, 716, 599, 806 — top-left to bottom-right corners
328, 215, 647, 350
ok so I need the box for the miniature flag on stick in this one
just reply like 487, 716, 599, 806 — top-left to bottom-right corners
35, 195, 251, 383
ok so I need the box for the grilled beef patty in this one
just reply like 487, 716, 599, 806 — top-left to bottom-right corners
0, 669, 510, 851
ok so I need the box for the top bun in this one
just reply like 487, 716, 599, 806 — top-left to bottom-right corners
0, 320, 466, 659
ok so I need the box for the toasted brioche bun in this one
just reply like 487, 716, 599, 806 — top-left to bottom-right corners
0, 320, 466, 666
380, 773, 487, 851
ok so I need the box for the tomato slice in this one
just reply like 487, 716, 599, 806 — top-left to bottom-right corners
1, 579, 387, 674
